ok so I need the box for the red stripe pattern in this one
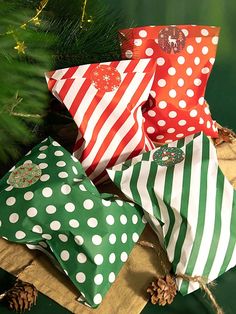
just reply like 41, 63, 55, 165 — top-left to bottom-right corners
46, 59, 156, 184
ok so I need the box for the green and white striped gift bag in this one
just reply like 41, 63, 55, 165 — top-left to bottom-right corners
107, 132, 236, 295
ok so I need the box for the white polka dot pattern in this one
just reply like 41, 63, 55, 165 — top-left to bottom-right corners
0, 137, 145, 309
119, 25, 219, 142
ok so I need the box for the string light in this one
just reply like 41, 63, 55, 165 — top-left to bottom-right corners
14, 41, 27, 54
0, 0, 49, 54
79, 0, 93, 29
32, 17, 41, 26
22, 0, 48, 28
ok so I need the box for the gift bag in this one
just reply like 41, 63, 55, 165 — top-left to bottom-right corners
0, 138, 146, 308
119, 25, 220, 143
107, 132, 236, 295
46, 59, 156, 184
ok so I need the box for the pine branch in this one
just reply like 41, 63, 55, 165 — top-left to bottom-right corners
0, 0, 126, 168
44, 0, 123, 68
0, 1, 53, 164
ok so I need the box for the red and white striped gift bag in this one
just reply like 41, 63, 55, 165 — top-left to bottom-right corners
119, 25, 220, 144
46, 59, 156, 184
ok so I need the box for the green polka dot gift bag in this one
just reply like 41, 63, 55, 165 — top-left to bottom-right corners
107, 132, 236, 295
0, 137, 145, 308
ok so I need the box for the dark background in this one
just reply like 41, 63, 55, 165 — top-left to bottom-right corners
0, 1, 235, 313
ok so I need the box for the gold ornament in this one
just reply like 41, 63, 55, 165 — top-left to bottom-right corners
20, 23, 27, 30
80, 0, 93, 28
14, 41, 27, 54
32, 17, 41, 26
0, 0, 48, 54
27, 0, 48, 27
86, 16, 93, 24
37, 0, 49, 12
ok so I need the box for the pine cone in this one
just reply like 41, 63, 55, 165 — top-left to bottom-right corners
214, 126, 236, 146
1, 279, 37, 312
147, 274, 177, 306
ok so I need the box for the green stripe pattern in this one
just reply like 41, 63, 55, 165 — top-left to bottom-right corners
107, 132, 236, 295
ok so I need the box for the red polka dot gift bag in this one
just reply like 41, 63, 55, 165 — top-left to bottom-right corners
119, 25, 220, 144
46, 59, 156, 184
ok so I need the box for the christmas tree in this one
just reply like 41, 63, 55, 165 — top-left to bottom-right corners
0, 0, 123, 173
